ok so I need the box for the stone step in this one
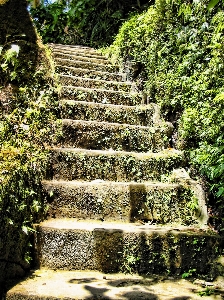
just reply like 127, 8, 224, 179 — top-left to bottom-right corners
47, 148, 184, 182
53, 48, 107, 59
33, 219, 222, 274
60, 100, 157, 126
49, 43, 103, 57
55, 57, 118, 73
6, 269, 224, 300
58, 119, 172, 152
60, 86, 143, 106
42, 180, 201, 225
59, 74, 133, 92
53, 51, 109, 65
56, 65, 126, 81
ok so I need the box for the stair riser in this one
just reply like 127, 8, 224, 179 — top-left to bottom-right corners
55, 58, 118, 72
43, 182, 199, 225
35, 227, 222, 274
61, 87, 143, 106
59, 120, 170, 152
60, 101, 155, 126
56, 66, 126, 81
47, 150, 184, 182
54, 52, 109, 65
59, 75, 132, 92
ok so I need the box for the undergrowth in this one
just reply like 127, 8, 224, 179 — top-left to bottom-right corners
105, 0, 224, 232
0, 35, 59, 279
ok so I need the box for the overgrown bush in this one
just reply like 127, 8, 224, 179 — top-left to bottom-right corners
29, 0, 151, 47
105, 0, 224, 232
0, 14, 58, 282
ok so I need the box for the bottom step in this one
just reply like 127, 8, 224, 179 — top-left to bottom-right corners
5, 269, 224, 299
34, 219, 222, 274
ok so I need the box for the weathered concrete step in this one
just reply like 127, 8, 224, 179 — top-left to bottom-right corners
60, 100, 157, 126
53, 48, 107, 59
34, 219, 222, 274
60, 86, 143, 106
49, 43, 103, 57
59, 74, 133, 92
53, 51, 109, 65
47, 148, 184, 182
42, 180, 201, 225
55, 57, 118, 73
6, 269, 224, 300
56, 65, 126, 81
58, 119, 172, 152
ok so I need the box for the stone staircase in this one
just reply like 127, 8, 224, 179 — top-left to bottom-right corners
5, 44, 223, 299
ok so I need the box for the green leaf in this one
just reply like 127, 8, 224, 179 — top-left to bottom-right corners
216, 187, 224, 197
208, 0, 220, 10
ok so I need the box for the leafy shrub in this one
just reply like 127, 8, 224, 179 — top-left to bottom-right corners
0, 32, 58, 280
106, 0, 224, 231
29, 0, 151, 47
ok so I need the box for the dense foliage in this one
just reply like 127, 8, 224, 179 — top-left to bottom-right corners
0, 5, 58, 280
29, 0, 151, 47
106, 0, 224, 232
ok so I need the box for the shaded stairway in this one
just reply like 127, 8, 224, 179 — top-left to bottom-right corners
6, 44, 223, 299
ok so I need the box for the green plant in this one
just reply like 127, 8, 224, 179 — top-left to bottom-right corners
29, 0, 151, 47
0, 44, 20, 82
198, 287, 215, 296
0, 36, 59, 280
105, 0, 224, 232
182, 268, 197, 279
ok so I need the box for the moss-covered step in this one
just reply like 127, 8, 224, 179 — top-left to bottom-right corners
60, 100, 157, 126
59, 74, 133, 92
47, 148, 184, 182
56, 65, 126, 81
53, 52, 109, 65
34, 219, 223, 275
42, 180, 202, 225
55, 57, 118, 73
60, 86, 143, 106
58, 119, 172, 152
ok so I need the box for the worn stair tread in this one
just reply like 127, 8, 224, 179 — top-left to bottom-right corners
61, 85, 137, 95
49, 43, 93, 49
53, 51, 109, 64
60, 100, 158, 126
59, 74, 133, 90
56, 65, 126, 81
42, 179, 202, 224
60, 85, 143, 106
49, 146, 182, 159
49, 43, 103, 55
6, 269, 224, 300
47, 147, 184, 182
55, 57, 118, 72
54, 49, 107, 59
59, 74, 132, 92
34, 218, 222, 273
42, 179, 179, 187
59, 118, 171, 152
61, 118, 169, 130
37, 218, 208, 233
